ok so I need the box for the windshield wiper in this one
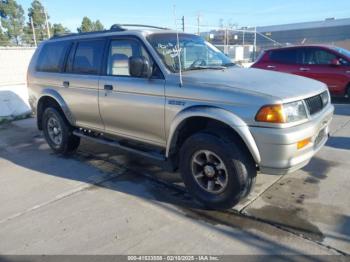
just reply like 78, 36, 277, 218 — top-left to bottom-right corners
187, 65, 226, 71
222, 62, 236, 67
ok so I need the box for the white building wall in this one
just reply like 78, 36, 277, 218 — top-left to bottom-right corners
0, 47, 36, 120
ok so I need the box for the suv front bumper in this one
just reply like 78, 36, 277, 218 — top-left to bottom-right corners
249, 104, 334, 175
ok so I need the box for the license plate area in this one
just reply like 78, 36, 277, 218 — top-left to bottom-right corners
314, 127, 327, 148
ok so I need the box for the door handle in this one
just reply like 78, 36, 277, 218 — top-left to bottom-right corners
104, 85, 114, 91
300, 67, 310, 71
267, 65, 276, 69
63, 81, 70, 88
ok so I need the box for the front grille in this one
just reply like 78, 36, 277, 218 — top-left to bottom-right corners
304, 91, 328, 115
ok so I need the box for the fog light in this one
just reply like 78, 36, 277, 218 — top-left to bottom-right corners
297, 138, 311, 150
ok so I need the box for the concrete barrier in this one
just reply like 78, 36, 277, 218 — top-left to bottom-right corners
0, 47, 36, 121
0, 84, 32, 120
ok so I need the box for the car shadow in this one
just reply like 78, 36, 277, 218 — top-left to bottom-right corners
326, 136, 350, 150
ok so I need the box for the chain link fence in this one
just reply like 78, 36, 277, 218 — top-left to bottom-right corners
201, 18, 350, 66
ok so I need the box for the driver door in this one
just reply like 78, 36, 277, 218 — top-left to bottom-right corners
297, 47, 349, 94
98, 37, 166, 147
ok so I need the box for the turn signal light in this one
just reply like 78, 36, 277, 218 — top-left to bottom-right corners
256, 105, 285, 123
297, 138, 311, 150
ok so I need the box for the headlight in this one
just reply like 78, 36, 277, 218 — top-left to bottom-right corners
320, 91, 329, 106
256, 101, 307, 123
283, 101, 308, 122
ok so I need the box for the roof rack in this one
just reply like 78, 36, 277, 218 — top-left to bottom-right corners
51, 24, 170, 40
110, 24, 170, 31
51, 30, 108, 39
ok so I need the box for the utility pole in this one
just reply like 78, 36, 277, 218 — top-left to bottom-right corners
242, 30, 245, 46
197, 14, 200, 35
181, 16, 185, 32
44, 8, 51, 38
30, 17, 37, 47
253, 26, 257, 61
227, 27, 230, 52
224, 27, 228, 54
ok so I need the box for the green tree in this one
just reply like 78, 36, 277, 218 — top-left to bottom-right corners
93, 20, 104, 31
77, 17, 105, 33
22, 24, 36, 46
51, 23, 70, 36
77, 16, 93, 33
0, 25, 10, 45
28, 0, 49, 42
0, 0, 25, 45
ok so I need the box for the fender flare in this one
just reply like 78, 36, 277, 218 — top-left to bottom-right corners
37, 88, 75, 126
166, 106, 261, 164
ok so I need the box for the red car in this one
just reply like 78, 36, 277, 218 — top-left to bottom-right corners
252, 45, 350, 97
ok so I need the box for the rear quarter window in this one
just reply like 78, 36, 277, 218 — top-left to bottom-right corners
36, 41, 71, 72
269, 49, 298, 64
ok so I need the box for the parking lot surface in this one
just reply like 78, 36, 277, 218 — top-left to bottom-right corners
0, 103, 349, 256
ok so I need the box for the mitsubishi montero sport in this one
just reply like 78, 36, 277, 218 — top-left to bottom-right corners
27, 25, 334, 209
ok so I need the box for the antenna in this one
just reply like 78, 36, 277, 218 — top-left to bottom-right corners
173, 5, 183, 87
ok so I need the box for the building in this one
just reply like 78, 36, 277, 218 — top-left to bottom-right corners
257, 17, 350, 50
204, 18, 350, 63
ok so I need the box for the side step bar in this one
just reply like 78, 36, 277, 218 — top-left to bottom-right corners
73, 130, 166, 162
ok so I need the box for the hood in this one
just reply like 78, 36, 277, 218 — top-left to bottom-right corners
181, 67, 327, 102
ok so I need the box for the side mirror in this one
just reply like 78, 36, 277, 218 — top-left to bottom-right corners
129, 56, 152, 78
330, 58, 341, 66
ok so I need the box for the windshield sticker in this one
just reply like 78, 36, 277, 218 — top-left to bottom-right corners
158, 43, 182, 58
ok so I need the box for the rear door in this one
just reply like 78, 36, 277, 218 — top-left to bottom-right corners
297, 47, 350, 95
61, 38, 106, 130
98, 37, 166, 146
261, 48, 300, 74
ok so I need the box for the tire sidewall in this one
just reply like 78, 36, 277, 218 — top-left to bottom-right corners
180, 133, 253, 209
42, 107, 70, 154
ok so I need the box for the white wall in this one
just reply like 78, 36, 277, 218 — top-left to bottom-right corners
0, 47, 36, 119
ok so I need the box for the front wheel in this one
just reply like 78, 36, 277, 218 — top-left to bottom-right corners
179, 132, 257, 209
42, 107, 80, 155
346, 85, 350, 99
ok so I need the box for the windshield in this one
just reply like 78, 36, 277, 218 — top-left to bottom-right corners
147, 33, 234, 73
332, 47, 350, 59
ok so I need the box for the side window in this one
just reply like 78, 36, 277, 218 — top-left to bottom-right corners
269, 49, 298, 64
339, 57, 350, 66
107, 39, 153, 77
303, 48, 337, 65
36, 41, 71, 72
70, 40, 105, 75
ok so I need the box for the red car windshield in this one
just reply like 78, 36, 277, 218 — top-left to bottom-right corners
332, 47, 350, 59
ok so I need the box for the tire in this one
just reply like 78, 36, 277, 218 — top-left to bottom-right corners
179, 132, 257, 209
42, 107, 80, 155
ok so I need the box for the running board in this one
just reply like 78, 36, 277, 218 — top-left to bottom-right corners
73, 130, 166, 162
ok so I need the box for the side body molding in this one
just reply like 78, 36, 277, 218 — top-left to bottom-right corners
166, 106, 261, 164
38, 88, 76, 126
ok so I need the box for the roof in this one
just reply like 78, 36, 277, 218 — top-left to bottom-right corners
49, 24, 173, 41
264, 44, 337, 51
257, 18, 350, 33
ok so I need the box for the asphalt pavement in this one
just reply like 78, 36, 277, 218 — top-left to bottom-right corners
0, 103, 349, 257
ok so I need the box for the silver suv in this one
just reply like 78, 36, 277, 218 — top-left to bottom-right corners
27, 25, 334, 209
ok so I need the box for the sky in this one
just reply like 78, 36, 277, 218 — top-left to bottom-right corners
19, 0, 350, 33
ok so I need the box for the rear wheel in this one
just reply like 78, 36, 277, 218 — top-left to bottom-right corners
179, 132, 257, 209
42, 107, 80, 155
